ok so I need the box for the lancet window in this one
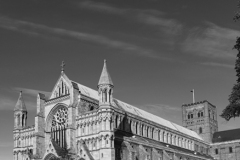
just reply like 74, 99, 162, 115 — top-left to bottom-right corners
51, 107, 68, 148
55, 80, 69, 98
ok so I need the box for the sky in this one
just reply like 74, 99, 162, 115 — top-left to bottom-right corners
0, 0, 240, 159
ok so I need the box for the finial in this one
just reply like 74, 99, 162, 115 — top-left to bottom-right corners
104, 59, 107, 63
61, 61, 65, 72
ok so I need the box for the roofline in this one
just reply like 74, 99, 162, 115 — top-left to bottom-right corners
182, 100, 216, 108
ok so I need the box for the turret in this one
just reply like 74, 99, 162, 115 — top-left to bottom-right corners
98, 59, 114, 107
14, 91, 27, 129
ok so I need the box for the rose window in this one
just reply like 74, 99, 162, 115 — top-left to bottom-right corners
52, 107, 68, 127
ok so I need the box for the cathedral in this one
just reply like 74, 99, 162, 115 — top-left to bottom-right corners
13, 60, 240, 160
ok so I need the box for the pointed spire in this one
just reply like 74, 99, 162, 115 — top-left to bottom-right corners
98, 59, 113, 86
14, 91, 27, 111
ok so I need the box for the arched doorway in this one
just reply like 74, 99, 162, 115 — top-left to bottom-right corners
44, 153, 59, 160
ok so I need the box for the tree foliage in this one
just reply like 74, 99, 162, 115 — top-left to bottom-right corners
220, 2, 240, 120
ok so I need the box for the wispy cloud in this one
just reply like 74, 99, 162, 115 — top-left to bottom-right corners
13, 87, 51, 97
137, 13, 183, 36
0, 96, 17, 110
79, 1, 182, 37
0, 87, 50, 110
136, 104, 182, 125
200, 62, 234, 69
182, 22, 239, 59
79, 1, 125, 14
0, 16, 159, 58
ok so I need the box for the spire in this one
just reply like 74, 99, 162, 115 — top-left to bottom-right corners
14, 91, 27, 111
98, 59, 113, 86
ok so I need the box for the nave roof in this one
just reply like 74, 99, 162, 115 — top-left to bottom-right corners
72, 81, 203, 141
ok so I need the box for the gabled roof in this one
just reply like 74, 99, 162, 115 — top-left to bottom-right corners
51, 139, 68, 157
212, 128, 240, 143
72, 81, 203, 141
14, 91, 27, 111
98, 60, 113, 86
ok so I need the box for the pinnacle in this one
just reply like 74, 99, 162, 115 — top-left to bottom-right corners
14, 91, 27, 111
98, 59, 113, 86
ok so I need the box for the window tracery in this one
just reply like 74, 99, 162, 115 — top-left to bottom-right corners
52, 107, 68, 127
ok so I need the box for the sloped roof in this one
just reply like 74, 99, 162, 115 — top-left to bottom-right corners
51, 139, 68, 157
72, 81, 203, 141
14, 91, 27, 111
98, 60, 113, 86
212, 128, 240, 143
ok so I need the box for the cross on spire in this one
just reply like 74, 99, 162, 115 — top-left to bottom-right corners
61, 61, 65, 72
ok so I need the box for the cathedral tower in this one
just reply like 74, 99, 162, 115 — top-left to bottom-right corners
97, 60, 115, 160
98, 59, 114, 107
14, 91, 27, 129
182, 100, 218, 143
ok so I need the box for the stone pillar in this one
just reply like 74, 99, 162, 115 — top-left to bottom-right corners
33, 93, 46, 158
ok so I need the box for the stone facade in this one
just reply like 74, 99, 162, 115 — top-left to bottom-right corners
182, 101, 218, 143
13, 61, 234, 160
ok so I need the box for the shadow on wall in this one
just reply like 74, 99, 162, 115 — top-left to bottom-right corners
114, 112, 136, 160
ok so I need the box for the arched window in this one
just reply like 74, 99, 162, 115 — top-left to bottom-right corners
198, 112, 200, 117
152, 128, 154, 139
17, 114, 20, 126
50, 106, 68, 148
105, 90, 108, 102
135, 122, 138, 134
188, 114, 190, 119
89, 106, 94, 111
109, 89, 112, 102
142, 124, 144, 136
22, 114, 25, 126
146, 127, 149, 137
115, 116, 118, 129
199, 127, 202, 134
191, 114, 193, 118
201, 112, 203, 117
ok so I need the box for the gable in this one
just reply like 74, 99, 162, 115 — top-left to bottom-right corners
49, 73, 72, 99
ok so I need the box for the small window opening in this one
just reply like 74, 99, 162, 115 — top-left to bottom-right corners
215, 149, 218, 154
199, 127, 202, 134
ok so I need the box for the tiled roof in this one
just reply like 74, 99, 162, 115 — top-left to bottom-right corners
51, 139, 68, 157
126, 134, 213, 159
72, 80, 203, 141
212, 128, 240, 143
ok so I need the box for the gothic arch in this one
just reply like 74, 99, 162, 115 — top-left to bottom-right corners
44, 153, 59, 160
46, 103, 68, 132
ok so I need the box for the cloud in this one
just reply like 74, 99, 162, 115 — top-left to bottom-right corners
79, 1, 125, 14
79, 1, 182, 37
0, 16, 159, 59
200, 62, 234, 69
0, 87, 50, 110
136, 104, 182, 125
182, 22, 240, 59
137, 13, 183, 36
13, 87, 51, 97
0, 96, 17, 110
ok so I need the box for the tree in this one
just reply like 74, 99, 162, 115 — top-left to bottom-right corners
220, 2, 240, 121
